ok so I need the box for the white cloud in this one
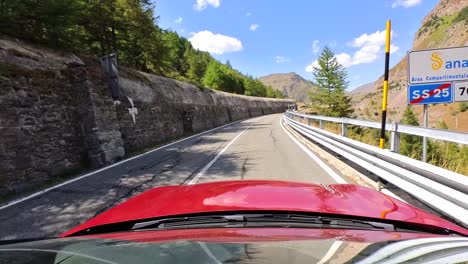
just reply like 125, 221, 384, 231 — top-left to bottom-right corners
194, 0, 221, 10
305, 53, 353, 72
275, 56, 290, 64
174, 17, 183, 24
305, 60, 319, 72
390, 44, 400, 54
305, 29, 400, 71
335, 53, 353, 67
392, 0, 422, 8
188, 30, 243, 54
353, 44, 381, 65
350, 30, 388, 48
249, 24, 259, 31
312, 40, 320, 54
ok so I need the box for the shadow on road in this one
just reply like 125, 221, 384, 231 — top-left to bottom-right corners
0, 121, 261, 240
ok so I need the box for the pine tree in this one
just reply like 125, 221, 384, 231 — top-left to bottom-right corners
308, 46, 353, 117
400, 106, 423, 158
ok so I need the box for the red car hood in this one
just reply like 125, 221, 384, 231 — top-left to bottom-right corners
62, 180, 468, 237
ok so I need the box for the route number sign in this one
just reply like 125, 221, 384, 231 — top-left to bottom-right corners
408, 82, 453, 105
454, 81, 468, 102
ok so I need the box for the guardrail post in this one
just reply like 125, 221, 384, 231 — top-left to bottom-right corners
307, 117, 311, 126
319, 120, 324, 129
341, 123, 348, 137
390, 122, 400, 153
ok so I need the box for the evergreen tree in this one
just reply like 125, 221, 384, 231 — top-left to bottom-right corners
400, 106, 423, 159
308, 46, 353, 117
0, 0, 282, 99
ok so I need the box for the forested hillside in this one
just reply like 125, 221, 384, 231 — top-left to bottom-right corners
0, 0, 283, 98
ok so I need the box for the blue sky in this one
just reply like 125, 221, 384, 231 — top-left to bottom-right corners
157, 0, 439, 90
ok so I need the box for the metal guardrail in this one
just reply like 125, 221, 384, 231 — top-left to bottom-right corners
283, 112, 468, 227
288, 111, 468, 146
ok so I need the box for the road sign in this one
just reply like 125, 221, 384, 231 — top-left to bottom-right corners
408, 46, 468, 85
454, 81, 468, 102
408, 82, 453, 105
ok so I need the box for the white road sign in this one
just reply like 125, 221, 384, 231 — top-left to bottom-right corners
454, 81, 468, 102
408, 46, 468, 84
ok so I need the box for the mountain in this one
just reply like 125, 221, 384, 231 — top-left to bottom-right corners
259, 72, 316, 103
347, 83, 374, 104
349, 0, 468, 131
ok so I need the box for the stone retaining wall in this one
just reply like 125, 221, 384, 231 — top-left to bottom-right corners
0, 37, 293, 196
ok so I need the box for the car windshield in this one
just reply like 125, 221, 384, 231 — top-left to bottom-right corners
1, 0, 468, 263
2, 231, 468, 264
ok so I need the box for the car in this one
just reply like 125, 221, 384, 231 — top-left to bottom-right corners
1, 180, 467, 263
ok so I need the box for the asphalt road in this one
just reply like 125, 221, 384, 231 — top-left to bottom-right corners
0, 114, 343, 240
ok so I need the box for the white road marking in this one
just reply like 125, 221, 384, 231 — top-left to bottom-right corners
197, 242, 223, 264
0, 118, 248, 211
281, 117, 407, 202
188, 123, 252, 185
316, 241, 344, 264
279, 118, 347, 184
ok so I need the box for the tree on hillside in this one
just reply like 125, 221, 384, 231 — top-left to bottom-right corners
0, 0, 86, 51
0, 0, 283, 99
400, 106, 422, 159
185, 49, 212, 87
202, 61, 244, 94
308, 46, 353, 117
243, 77, 267, 97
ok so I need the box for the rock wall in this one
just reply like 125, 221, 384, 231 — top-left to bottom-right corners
0, 37, 293, 196
116, 70, 292, 153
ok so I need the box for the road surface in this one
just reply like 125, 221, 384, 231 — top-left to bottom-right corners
0, 114, 345, 240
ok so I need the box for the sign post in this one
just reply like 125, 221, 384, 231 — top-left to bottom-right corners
380, 20, 391, 149
422, 104, 428, 162
407, 46, 468, 161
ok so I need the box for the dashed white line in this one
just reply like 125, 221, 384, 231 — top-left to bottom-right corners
188, 124, 252, 185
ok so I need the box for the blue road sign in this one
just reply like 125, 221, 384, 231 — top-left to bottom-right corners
408, 82, 453, 105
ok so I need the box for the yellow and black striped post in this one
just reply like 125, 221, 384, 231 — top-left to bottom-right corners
380, 20, 391, 149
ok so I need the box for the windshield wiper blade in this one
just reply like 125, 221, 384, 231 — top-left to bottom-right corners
130, 213, 395, 231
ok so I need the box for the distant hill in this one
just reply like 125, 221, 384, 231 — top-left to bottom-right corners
259, 72, 316, 103
349, 0, 468, 131
347, 83, 374, 104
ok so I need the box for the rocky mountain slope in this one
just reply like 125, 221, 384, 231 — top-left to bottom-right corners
259, 72, 316, 103
349, 0, 468, 131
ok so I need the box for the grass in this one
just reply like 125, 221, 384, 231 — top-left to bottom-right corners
302, 109, 467, 175
454, 6, 468, 24
418, 14, 458, 47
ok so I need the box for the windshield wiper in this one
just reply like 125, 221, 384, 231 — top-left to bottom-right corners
130, 213, 395, 232
69, 212, 463, 237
